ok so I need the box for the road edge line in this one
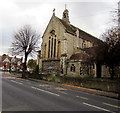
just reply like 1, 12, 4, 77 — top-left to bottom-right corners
31, 86, 60, 97
83, 102, 112, 112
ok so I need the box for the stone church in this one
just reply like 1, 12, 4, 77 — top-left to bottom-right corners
37, 8, 110, 78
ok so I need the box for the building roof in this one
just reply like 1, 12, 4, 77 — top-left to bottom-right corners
3, 57, 11, 63
82, 47, 96, 56
1, 54, 22, 63
70, 52, 89, 60
42, 10, 103, 45
57, 17, 103, 45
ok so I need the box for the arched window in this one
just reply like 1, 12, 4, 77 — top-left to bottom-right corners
51, 38, 53, 58
44, 44, 46, 58
50, 30, 55, 35
48, 40, 50, 58
70, 64, 75, 72
54, 39, 56, 57
80, 67, 82, 75
82, 40, 86, 48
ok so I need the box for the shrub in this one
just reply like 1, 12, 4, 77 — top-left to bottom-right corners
51, 76, 56, 82
34, 65, 39, 74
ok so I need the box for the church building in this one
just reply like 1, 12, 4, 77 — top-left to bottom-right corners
37, 8, 109, 78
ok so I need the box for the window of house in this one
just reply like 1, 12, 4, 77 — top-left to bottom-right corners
54, 39, 56, 57
93, 64, 95, 69
51, 38, 53, 58
61, 64, 63, 74
50, 30, 55, 35
82, 40, 86, 48
82, 43, 84, 48
70, 64, 75, 72
80, 67, 82, 75
84, 43, 86, 48
48, 40, 50, 58
44, 44, 46, 58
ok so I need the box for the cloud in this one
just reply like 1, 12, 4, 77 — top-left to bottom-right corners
68, 2, 117, 37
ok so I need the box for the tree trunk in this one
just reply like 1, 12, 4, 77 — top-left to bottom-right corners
22, 53, 28, 78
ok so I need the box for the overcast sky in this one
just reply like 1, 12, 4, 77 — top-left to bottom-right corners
0, 0, 119, 58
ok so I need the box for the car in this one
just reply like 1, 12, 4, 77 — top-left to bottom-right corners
19, 69, 23, 72
2, 68, 6, 71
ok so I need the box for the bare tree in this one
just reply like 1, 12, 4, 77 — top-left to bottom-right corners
102, 27, 119, 46
99, 2, 120, 79
101, 26, 120, 79
11, 25, 40, 77
112, 2, 120, 26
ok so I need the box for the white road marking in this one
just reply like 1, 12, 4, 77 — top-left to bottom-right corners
54, 87, 67, 90
38, 84, 49, 87
83, 102, 112, 112
58, 91, 67, 94
31, 86, 60, 97
76, 96, 88, 100
11, 80, 23, 85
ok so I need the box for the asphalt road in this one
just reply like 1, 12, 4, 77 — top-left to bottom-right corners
1, 72, 120, 112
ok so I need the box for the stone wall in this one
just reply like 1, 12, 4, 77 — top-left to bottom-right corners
42, 59, 60, 74
57, 76, 120, 93
26, 72, 120, 94
101, 65, 110, 78
67, 60, 94, 77
67, 60, 81, 77
41, 15, 65, 60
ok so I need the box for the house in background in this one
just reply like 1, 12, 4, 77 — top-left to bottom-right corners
0, 54, 23, 71
37, 8, 111, 78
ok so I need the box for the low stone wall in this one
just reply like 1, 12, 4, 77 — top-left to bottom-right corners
24, 72, 120, 94
57, 76, 120, 93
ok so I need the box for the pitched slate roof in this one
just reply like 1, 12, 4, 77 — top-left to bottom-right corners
3, 58, 10, 63
70, 52, 89, 60
1, 54, 22, 64
42, 13, 103, 45
58, 18, 76, 35
57, 17, 103, 45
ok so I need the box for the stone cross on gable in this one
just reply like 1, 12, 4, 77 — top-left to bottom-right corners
53, 8, 55, 15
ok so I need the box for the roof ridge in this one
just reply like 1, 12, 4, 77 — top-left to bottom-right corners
50, 15, 103, 45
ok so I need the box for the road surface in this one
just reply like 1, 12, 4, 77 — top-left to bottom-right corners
1, 72, 120, 112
